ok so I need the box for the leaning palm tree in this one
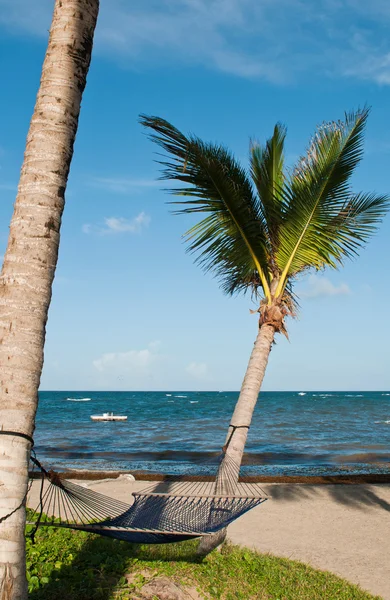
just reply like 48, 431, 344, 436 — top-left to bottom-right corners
0, 1, 99, 598
140, 109, 389, 552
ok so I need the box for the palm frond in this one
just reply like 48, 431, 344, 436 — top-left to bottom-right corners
327, 192, 390, 257
140, 114, 272, 300
274, 107, 386, 296
140, 111, 389, 311
250, 123, 287, 254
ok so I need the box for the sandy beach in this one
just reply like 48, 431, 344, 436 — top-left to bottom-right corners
28, 476, 390, 599
228, 482, 390, 600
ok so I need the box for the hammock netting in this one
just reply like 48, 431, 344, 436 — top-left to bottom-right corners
28, 450, 267, 544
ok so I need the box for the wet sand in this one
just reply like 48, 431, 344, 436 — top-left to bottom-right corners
29, 470, 390, 484
28, 477, 390, 599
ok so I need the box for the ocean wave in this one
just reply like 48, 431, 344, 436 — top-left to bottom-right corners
66, 398, 91, 402
36, 389, 390, 477
175, 395, 187, 398
190, 401, 199, 404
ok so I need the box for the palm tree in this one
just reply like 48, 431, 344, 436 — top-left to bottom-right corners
0, 1, 99, 597
140, 109, 389, 552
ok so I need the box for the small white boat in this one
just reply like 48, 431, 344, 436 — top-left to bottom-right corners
90, 412, 127, 422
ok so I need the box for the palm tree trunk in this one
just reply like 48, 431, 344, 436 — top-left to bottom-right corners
197, 322, 275, 555
0, 2, 99, 598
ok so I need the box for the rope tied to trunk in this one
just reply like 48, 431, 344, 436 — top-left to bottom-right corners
0, 430, 34, 446
222, 424, 250, 454
0, 430, 35, 526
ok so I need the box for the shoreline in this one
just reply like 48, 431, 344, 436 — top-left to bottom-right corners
29, 469, 390, 484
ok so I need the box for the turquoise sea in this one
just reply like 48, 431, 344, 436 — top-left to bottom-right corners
34, 391, 390, 476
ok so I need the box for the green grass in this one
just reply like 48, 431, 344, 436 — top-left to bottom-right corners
25, 524, 382, 600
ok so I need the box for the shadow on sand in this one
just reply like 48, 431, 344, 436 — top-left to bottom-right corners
267, 482, 390, 512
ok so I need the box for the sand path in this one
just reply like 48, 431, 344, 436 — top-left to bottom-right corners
228, 483, 390, 600
28, 479, 390, 599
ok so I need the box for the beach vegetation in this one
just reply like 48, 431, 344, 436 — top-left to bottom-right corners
25, 524, 381, 599
140, 109, 389, 554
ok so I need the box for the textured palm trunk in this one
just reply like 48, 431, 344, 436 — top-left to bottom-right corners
197, 322, 275, 555
0, 2, 99, 598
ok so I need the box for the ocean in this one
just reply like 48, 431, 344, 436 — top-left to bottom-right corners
34, 390, 390, 476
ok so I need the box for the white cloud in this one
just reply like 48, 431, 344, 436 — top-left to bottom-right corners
0, 0, 51, 36
300, 276, 351, 299
89, 177, 160, 194
105, 214, 150, 233
185, 361, 209, 380
340, 28, 390, 84
148, 340, 162, 352
83, 212, 150, 235
93, 341, 162, 375
2, 0, 390, 83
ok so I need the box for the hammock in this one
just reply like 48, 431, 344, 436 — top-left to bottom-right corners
28, 449, 267, 545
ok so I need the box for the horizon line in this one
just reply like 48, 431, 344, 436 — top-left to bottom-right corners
39, 389, 390, 393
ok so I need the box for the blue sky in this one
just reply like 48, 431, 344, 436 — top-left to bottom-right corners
1, 0, 390, 391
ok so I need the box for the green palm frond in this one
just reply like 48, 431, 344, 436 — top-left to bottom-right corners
274, 108, 389, 296
327, 191, 389, 255
141, 110, 389, 311
140, 115, 273, 300
250, 123, 287, 254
